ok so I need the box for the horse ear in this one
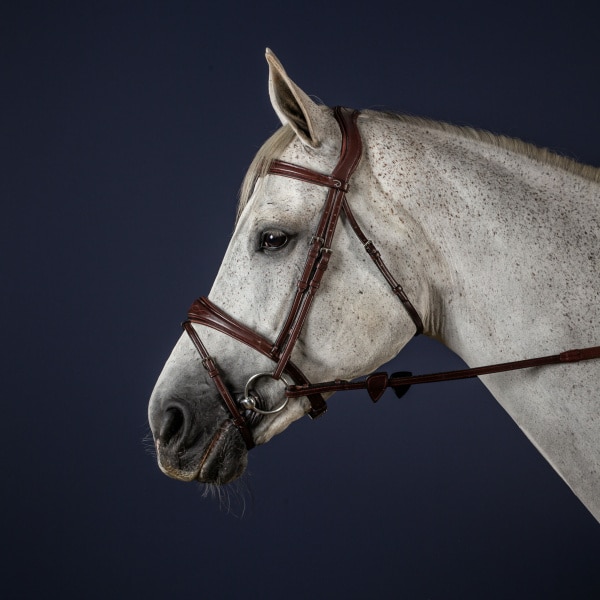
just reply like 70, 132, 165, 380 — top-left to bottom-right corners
266, 48, 325, 148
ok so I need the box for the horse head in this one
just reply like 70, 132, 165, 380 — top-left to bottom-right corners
148, 50, 431, 484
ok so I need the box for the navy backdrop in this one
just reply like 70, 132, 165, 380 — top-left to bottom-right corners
3, 2, 600, 598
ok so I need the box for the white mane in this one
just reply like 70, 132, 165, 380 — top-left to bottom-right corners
238, 109, 600, 220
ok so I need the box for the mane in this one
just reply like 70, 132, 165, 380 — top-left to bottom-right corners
375, 110, 600, 184
238, 109, 600, 220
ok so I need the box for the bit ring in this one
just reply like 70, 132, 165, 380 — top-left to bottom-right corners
240, 372, 292, 415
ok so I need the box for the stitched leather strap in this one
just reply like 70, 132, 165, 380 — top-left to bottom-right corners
182, 320, 255, 449
285, 346, 600, 400
269, 107, 365, 379
268, 161, 348, 191
342, 198, 424, 335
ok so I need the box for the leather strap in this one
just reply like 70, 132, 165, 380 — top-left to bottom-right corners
269, 107, 365, 379
182, 320, 255, 449
268, 161, 348, 191
285, 346, 600, 401
342, 198, 424, 335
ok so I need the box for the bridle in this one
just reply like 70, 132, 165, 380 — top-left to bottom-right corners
183, 107, 421, 448
182, 106, 600, 450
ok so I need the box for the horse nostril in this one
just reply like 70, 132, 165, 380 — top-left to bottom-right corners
159, 406, 185, 444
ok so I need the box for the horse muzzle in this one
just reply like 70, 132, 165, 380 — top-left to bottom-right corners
150, 396, 249, 484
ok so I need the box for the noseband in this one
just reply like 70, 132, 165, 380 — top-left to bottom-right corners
183, 107, 424, 449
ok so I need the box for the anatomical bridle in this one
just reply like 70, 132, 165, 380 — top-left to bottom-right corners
183, 106, 600, 450
183, 107, 404, 448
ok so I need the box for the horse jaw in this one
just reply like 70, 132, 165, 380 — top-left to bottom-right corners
251, 395, 313, 446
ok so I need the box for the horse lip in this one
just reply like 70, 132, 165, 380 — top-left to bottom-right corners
197, 420, 247, 483
154, 418, 242, 483
198, 421, 230, 477
156, 439, 198, 482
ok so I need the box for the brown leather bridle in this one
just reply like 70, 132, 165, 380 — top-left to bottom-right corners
183, 107, 422, 449
183, 106, 600, 450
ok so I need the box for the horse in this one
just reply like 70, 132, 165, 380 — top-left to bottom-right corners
148, 49, 600, 521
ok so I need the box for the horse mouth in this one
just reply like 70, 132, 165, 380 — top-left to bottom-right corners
155, 419, 248, 485
196, 421, 248, 484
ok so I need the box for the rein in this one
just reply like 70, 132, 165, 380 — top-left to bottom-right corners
183, 105, 600, 450
285, 346, 600, 402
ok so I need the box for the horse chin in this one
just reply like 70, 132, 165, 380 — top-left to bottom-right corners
252, 398, 311, 445
157, 421, 248, 485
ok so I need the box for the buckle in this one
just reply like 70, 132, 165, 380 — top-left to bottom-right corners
201, 356, 216, 370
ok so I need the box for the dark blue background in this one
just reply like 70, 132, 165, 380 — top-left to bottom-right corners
3, 2, 599, 598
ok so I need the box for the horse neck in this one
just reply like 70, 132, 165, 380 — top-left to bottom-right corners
362, 115, 600, 365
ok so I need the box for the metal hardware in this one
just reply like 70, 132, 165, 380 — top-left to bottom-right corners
240, 372, 293, 415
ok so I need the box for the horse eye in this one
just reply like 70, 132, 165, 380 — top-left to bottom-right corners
260, 230, 289, 251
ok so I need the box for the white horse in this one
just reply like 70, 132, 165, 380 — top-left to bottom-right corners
148, 50, 600, 521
